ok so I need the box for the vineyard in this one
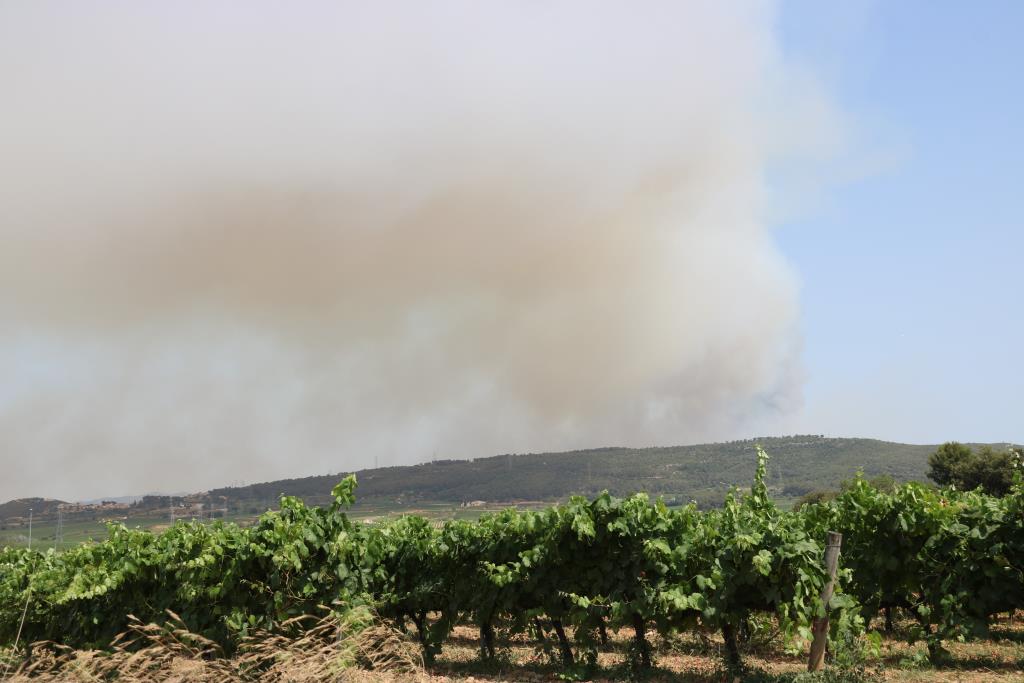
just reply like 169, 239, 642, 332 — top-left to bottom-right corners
2, 448, 1023, 680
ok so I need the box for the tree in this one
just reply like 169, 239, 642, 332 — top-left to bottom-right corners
927, 442, 973, 487
961, 446, 1016, 496
794, 489, 836, 509
927, 442, 1018, 496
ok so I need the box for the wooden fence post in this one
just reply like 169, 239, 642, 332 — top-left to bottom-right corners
808, 531, 842, 672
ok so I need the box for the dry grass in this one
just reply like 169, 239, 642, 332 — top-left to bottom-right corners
237, 611, 423, 681
4, 612, 1023, 682
2, 608, 423, 682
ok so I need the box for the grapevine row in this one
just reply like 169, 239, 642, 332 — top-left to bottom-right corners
2, 448, 1021, 669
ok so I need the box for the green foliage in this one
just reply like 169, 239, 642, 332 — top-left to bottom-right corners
3, 446, 1022, 675
794, 490, 838, 510
927, 442, 1019, 496
0, 480, 369, 649
846, 474, 898, 494
795, 475, 898, 510
928, 442, 974, 487
331, 474, 358, 508
803, 471, 1024, 662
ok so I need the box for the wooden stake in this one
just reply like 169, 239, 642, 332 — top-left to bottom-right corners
808, 531, 842, 672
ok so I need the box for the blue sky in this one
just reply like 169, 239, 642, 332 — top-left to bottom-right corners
776, 0, 1023, 444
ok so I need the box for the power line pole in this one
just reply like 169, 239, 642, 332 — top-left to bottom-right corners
27, 508, 33, 550
170, 497, 175, 525
53, 507, 63, 551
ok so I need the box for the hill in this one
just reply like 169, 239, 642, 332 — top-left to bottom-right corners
4, 437, 1015, 527
0, 497, 67, 521
204, 435, 980, 511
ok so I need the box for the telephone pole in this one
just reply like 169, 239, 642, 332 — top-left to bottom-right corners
53, 507, 64, 551
27, 508, 33, 550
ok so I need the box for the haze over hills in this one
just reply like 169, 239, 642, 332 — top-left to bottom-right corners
4, 436, 1018, 526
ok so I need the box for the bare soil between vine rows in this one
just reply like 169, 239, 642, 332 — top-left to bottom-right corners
372, 613, 1024, 682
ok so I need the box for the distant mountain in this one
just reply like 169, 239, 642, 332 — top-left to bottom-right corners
202, 436, 984, 511
0, 497, 67, 520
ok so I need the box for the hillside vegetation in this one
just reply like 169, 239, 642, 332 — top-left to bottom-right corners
3, 437, 1016, 531
0, 498, 66, 521
207, 436, 954, 510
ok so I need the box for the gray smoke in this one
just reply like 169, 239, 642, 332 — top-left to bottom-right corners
0, 2, 840, 500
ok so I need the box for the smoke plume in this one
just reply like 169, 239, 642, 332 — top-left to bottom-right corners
0, 2, 838, 500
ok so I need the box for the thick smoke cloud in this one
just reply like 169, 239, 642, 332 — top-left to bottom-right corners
0, 2, 837, 500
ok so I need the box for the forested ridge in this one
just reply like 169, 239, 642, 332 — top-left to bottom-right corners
204, 436, 976, 510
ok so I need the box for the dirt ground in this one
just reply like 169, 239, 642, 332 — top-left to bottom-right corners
361, 613, 1024, 682
3, 613, 1021, 682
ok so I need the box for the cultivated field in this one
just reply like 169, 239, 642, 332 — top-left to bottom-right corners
3, 450, 1022, 681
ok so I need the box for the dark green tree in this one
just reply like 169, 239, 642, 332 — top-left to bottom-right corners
961, 446, 1016, 496
927, 442, 1018, 496
928, 442, 973, 487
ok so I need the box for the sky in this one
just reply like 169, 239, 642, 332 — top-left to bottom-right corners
0, 1, 1020, 501
776, 0, 1023, 444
